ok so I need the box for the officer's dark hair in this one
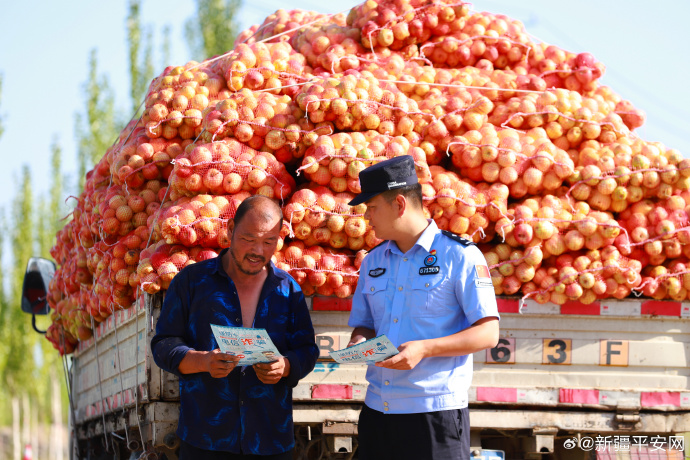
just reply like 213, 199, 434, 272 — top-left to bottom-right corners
379, 183, 423, 210
233, 195, 283, 227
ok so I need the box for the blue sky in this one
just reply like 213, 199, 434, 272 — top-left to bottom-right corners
1, 0, 689, 258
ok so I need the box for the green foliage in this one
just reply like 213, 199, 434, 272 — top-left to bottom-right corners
185, 0, 242, 60
38, 138, 65, 259
161, 25, 172, 71
127, 0, 155, 115
0, 211, 9, 426
75, 49, 118, 192
0, 210, 7, 347
4, 166, 38, 397
49, 138, 65, 238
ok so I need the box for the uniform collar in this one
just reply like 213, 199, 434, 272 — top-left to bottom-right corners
386, 219, 439, 255
414, 219, 440, 253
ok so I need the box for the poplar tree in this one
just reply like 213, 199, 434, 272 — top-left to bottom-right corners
185, 0, 242, 60
75, 50, 118, 191
7, 167, 37, 396
161, 25, 172, 70
127, 0, 155, 115
38, 138, 65, 258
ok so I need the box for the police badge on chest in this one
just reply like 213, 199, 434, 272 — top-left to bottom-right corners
420, 249, 440, 275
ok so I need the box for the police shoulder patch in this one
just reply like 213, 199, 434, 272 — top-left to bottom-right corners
368, 240, 388, 253
441, 230, 475, 246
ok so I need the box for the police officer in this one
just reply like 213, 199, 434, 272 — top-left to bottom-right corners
346, 155, 500, 460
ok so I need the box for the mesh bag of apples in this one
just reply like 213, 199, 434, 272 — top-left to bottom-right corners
45, 0, 690, 354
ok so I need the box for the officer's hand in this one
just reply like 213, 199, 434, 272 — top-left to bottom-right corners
375, 341, 427, 370
254, 357, 290, 384
205, 349, 240, 378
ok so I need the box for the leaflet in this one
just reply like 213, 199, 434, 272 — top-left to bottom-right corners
210, 325, 282, 365
329, 335, 399, 364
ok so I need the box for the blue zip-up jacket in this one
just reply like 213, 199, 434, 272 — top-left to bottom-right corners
151, 249, 319, 454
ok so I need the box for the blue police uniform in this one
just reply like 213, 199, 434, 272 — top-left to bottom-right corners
348, 220, 499, 414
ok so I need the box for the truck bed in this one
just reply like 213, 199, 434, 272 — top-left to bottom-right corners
70, 294, 690, 449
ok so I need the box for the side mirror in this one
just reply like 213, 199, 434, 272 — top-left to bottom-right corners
22, 257, 55, 334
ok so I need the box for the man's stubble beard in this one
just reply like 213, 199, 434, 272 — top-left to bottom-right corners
230, 245, 268, 276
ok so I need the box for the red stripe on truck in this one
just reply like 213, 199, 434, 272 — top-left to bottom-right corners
560, 388, 599, 404
496, 298, 519, 313
641, 391, 680, 407
476, 387, 518, 403
312, 297, 352, 311
560, 301, 601, 315
641, 300, 681, 317
311, 384, 353, 399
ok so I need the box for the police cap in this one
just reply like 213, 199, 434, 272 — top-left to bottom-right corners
348, 155, 418, 206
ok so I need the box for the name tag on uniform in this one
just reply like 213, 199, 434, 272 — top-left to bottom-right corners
369, 268, 386, 277
475, 279, 494, 288
419, 266, 440, 275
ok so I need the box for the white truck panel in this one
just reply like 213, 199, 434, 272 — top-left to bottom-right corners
70, 295, 690, 443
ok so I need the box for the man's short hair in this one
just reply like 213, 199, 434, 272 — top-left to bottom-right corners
233, 195, 283, 227
379, 183, 423, 209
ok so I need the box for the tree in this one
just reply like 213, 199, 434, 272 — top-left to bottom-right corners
185, 0, 242, 60
7, 166, 36, 395
127, 0, 155, 115
0, 167, 41, 457
161, 25, 172, 71
38, 138, 65, 259
74, 50, 118, 192
0, 211, 8, 395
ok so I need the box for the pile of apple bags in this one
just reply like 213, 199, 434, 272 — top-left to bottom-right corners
46, 0, 689, 354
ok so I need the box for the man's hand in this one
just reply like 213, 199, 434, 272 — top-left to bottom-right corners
375, 340, 428, 370
254, 357, 290, 384
178, 349, 239, 377
205, 349, 240, 378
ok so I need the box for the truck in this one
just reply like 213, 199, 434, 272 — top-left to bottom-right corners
22, 258, 690, 459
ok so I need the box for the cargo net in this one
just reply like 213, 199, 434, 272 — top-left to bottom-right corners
109, 133, 190, 192
276, 242, 365, 298
296, 132, 433, 192
138, 243, 222, 295
236, 9, 347, 45
482, 193, 690, 305
447, 125, 575, 199
565, 148, 689, 213
199, 89, 337, 166
423, 166, 509, 244
168, 139, 296, 201
92, 183, 166, 242
45, 0, 690, 353
218, 42, 312, 94
157, 192, 291, 248
284, 186, 382, 251
141, 64, 231, 141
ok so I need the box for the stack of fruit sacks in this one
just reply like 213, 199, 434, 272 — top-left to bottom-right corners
44, 0, 690, 354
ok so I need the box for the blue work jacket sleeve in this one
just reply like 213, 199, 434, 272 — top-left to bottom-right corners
282, 286, 319, 388
151, 271, 193, 378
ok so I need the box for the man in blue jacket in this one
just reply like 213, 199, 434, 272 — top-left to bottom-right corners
151, 195, 319, 459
